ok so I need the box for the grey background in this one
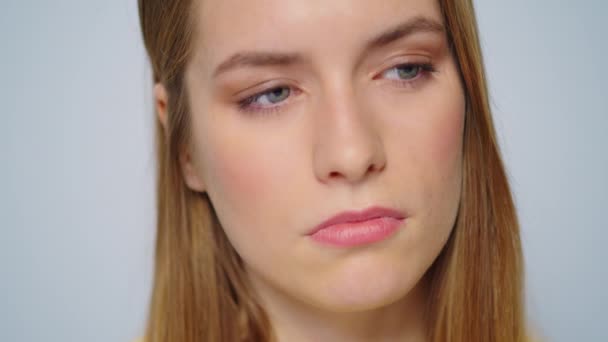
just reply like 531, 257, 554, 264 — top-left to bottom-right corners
1, 1, 606, 341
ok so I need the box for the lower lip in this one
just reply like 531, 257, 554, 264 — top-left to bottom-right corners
309, 217, 404, 247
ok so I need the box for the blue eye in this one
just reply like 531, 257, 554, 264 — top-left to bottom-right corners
382, 63, 434, 81
240, 86, 291, 108
265, 87, 290, 103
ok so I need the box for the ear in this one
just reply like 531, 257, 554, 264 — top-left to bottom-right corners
179, 146, 207, 193
154, 83, 206, 193
154, 83, 169, 133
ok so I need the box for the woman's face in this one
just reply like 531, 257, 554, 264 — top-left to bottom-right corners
180, 0, 465, 312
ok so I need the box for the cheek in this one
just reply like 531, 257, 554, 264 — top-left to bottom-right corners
191, 117, 304, 254
413, 83, 465, 250
418, 100, 464, 227
199, 134, 275, 225
418, 96, 464, 220
416, 79, 465, 173
384, 73, 465, 246
410, 73, 465, 192
426, 103, 464, 173
386, 93, 464, 193
209, 141, 268, 204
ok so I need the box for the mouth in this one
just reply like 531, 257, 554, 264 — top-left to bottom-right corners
307, 206, 407, 247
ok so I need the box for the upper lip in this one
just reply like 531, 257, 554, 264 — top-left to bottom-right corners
308, 206, 406, 235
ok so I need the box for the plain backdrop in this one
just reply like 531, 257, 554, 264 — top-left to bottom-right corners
1, 1, 606, 341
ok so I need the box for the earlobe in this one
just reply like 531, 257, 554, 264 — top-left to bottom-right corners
180, 147, 207, 193
154, 83, 169, 133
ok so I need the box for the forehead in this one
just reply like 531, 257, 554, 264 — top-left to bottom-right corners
192, 0, 443, 71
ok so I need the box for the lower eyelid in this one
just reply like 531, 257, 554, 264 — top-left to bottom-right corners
251, 86, 294, 102
400, 72, 430, 85
238, 87, 301, 112
387, 64, 436, 86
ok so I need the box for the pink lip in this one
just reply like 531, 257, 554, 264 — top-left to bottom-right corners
308, 206, 406, 247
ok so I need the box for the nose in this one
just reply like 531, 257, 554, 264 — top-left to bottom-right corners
312, 87, 387, 185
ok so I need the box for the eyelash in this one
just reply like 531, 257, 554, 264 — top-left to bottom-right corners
236, 62, 436, 116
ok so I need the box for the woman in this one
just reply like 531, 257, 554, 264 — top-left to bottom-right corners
138, 0, 528, 340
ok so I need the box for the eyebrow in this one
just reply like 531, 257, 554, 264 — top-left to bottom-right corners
212, 16, 445, 78
213, 52, 302, 78
364, 16, 445, 50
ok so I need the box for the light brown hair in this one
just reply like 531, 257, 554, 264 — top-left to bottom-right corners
137, 0, 526, 341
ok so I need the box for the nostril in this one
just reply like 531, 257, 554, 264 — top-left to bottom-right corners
368, 162, 383, 174
329, 171, 342, 178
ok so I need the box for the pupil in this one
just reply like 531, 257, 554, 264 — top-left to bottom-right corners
398, 66, 419, 79
269, 88, 289, 103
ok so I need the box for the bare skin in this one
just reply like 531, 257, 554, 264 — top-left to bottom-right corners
155, 0, 465, 340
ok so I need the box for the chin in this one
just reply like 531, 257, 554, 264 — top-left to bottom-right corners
310, 259, 419, 313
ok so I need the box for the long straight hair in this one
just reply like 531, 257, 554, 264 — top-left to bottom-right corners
137, 0, 526, 340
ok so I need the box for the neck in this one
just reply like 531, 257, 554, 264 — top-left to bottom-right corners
248, 271, 430, 342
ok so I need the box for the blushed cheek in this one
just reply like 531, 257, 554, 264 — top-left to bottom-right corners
203, 139, 271, 223
197, 128, 299, 241
427, 89, 466, 225
404, 79, 465, 220
423, 75, 466, 179
432, 103, 465, 169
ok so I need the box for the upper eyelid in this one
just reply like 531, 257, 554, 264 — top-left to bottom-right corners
250, 61, 429, 93
238, 61, 433, 107
233, 55, 431, 92
386, 62, 433, 73
235, 78, 301, 98
371, 55, 433, 75
239, 85, 298, 108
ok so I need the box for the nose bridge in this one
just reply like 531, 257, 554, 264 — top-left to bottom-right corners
312, 78, 386, 184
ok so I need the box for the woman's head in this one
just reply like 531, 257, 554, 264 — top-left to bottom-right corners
139, 0, 524, 341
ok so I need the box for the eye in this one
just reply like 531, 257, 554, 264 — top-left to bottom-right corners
382, 63, 432, 81
240, 86, 291, 108
398, 65, 420, 79
380, 63, 435, 87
